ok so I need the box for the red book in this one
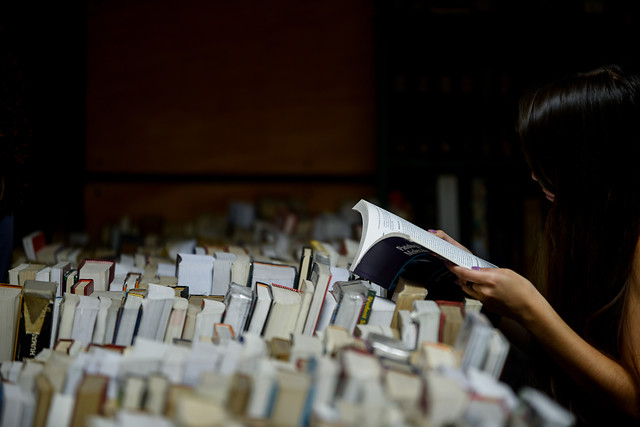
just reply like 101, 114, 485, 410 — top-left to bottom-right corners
72, 279, 95, 296
22, 230, 46, 262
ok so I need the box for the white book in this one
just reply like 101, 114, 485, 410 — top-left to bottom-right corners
163, 297, 189, 343
367, 296, 395, 327
482, 329, 510, 379
315, 290, 337, 335
330, 281, 369, 334
57, 293, 80, 341
246, 283, 272, 335
338, 348, 382, 403
454, 311, 494, 373
103, 296, 123, 345
222, 282, 253, 337
193, 299, 225, 341
176, 253, 215, 296
464, 369, 516, 427
290, 333, 323, 366
1, 382, 24, 427
114, 293, 144, 346
49, 296, 63, 349
92, 296, 113, 345
70, 295, 100, 348
211, 252, 237, 296
302, 256, 332, 336
45, 393, 75, 427
397, 309, 418, 350
328, 265, 351, 291
412, 299, 441, 345
425, 369, 469, 427
249, 261, 297, 291
35, 266, 51, 282
513, 387, 576, 427
245, 358, 278, 419
8, 263, 29, 286
50, 261, 71, 297
310, 355, 340, 409
155, 262, 176, 278
136, 284, 175, 342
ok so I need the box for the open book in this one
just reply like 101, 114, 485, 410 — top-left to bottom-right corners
350, 199, 496, 289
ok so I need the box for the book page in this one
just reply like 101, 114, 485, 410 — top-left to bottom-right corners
352, 199, 496, 270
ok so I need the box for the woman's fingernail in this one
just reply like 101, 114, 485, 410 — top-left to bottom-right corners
472, 266, 481, 270
428, 229, 437, 233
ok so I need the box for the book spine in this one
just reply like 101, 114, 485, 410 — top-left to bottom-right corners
358, 290, 376, 325
16, 300, 54, 360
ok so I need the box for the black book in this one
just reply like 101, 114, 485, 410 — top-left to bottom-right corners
15, 280, 57, 360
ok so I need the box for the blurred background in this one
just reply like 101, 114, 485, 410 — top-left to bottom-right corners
2, 0, 639, 275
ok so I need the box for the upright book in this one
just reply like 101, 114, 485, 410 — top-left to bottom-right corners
15, 280, 57, 360
350, 199, 497, 289
0, 284, 23, 361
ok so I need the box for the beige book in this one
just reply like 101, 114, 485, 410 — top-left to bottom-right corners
437, 301, 465, 346
192, 298, 225, 341
78, 259, 115, 292
70, 374, 109, 427
302, 256, 332, 336
227, 372, 252, 418
174, 392, 229, 427
163, 297, 189, 343
8, 262, 29, 285
262, 283, 302, 341
270, 369, 312, 427
33, 373, 54, 427
390, 275, 428, 328
57, 294, 80, 341
0, 284, 22, 362
18, 263, 46, 286
293, 279, 314, 334
181, 298, 202, 341
383, 368, 423, 411
121, 376, 147, 411
145, 374, 170, 415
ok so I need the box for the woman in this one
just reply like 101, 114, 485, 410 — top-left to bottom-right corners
437, 64, 640, 424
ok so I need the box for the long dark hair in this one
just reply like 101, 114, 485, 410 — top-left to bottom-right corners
517, 65, 640, 421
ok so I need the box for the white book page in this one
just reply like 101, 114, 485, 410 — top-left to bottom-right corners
352, 199, 496, 270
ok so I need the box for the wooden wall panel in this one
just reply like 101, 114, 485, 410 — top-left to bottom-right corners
86, 0, 376, 176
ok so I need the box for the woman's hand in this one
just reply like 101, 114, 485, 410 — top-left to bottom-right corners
428, 229, 545, 324
446, 263, 544, 326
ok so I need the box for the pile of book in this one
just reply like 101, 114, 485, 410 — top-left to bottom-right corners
0, 200, 576, 427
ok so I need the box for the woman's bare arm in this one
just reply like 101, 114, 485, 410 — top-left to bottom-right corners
450, 265, 640, 418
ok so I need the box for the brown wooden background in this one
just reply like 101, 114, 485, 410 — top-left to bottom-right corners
84, 0, 377, 238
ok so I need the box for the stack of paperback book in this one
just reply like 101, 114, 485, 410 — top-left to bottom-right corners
0, 200, 575, 427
